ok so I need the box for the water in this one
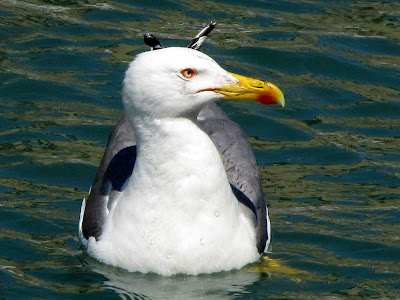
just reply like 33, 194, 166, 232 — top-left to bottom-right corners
1, 0, 399, 298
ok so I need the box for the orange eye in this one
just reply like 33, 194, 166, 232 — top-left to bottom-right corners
181, 68, 196, 79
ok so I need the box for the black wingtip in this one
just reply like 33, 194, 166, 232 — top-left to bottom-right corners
143, 21, 217, 51
143, 33, 164, 50
187, 21, 217, 50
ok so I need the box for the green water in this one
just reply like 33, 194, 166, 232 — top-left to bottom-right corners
1, 0, 399, 298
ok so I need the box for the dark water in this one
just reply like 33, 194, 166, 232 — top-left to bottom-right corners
1, 0, 400, 298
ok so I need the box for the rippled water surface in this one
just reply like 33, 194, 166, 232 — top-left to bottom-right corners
1, 0, 400, 298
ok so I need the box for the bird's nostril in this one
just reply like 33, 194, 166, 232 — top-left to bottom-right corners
251, 80, 265, 89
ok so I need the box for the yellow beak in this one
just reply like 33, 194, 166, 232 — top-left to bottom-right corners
214, 72, 285, 107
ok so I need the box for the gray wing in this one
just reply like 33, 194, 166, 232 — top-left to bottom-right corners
81, 104, 267, 253
198, 103, 267, 253
81, 116, 136, 240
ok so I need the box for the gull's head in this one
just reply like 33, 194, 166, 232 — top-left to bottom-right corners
123, 47, 284, 120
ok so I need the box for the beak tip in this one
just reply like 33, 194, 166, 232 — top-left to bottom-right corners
280, 97, 285, 108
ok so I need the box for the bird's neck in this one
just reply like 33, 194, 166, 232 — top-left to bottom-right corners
120, 116, 236, 212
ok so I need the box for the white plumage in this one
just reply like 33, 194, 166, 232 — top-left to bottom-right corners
79, 47, 284, 276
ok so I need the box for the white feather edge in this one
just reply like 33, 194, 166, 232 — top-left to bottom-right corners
264, 207, 271, 252
78, 196, 88, 248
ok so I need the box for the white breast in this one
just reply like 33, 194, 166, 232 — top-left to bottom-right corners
85, 118, 259, 275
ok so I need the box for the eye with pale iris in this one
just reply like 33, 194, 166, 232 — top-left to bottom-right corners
180, 68, 196, 79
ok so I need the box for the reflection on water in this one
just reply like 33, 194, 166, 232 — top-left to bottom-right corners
93, 261, 262, 300
92, 256, 313, 299
1, 0, 399, 298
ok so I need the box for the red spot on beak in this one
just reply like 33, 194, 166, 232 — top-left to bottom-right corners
257, 94, 278, 105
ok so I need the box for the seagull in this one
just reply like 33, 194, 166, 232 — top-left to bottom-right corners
79, 25, 284, 276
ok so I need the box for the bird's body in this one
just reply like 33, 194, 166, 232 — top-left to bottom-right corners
79, 46, 284, 276
84, 117, 259, 275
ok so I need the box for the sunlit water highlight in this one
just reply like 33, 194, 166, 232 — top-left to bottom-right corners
1, 0, 399, 298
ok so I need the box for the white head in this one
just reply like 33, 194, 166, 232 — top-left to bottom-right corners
123, 47, 236, 120
122, 47, 284, 123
